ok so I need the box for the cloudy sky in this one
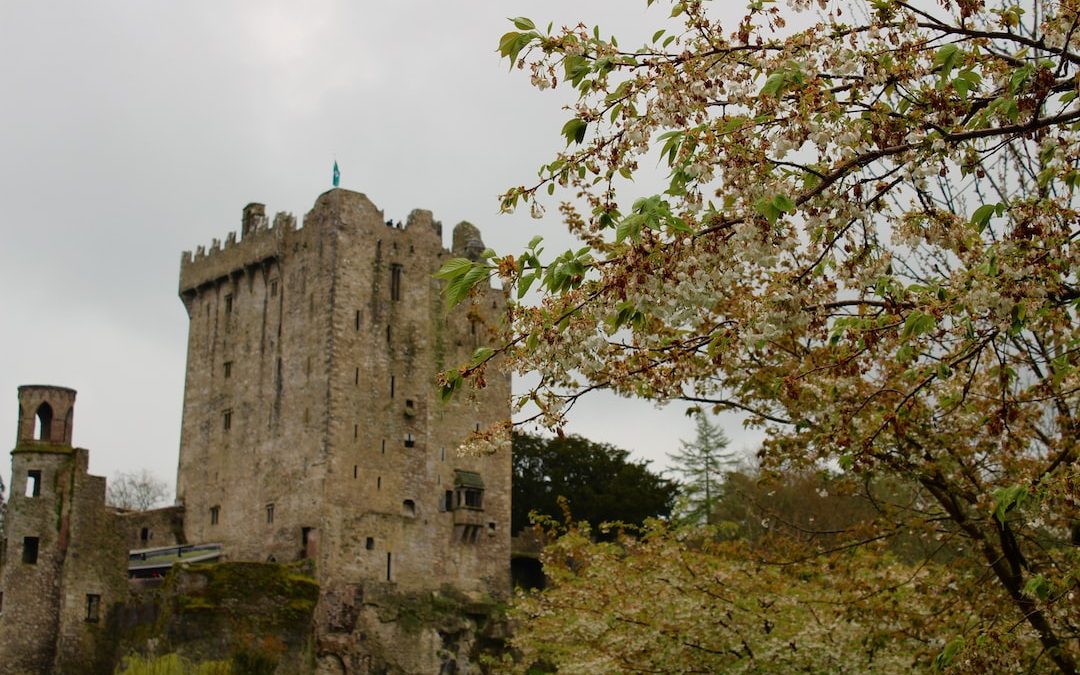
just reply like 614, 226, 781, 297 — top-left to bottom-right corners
0, 1, 761, 495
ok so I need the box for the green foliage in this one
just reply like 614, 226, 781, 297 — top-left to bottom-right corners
116, 654, 231, 675
512, 432, 677, 535
505, 521, 941, 673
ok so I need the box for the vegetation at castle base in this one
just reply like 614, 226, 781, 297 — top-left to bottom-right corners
115, 649, 278, 675
116, 562, 318, 674
435, 0, 1080, 670
115, 653, 232, 675
512, 431, 677, 535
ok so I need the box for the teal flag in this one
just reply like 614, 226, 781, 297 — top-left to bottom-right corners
332, 160, 340, 187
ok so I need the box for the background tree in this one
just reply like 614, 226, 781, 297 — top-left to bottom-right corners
107, 469, 170, 511
512, 431, 677, 534
667, 412, 736, 524
440, 1, 1080, 670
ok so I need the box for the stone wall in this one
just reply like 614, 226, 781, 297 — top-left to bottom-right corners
119, 505, 187, 550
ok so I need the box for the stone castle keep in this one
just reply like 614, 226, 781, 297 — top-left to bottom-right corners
0, 189, 512, 673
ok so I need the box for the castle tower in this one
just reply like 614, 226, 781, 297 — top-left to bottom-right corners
0, 386, 127, 675
175, 189, 511, 597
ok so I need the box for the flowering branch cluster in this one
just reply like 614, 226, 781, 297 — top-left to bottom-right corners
442, 1, 1080, 670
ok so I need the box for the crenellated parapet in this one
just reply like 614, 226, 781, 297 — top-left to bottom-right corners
179, 203, 296, 296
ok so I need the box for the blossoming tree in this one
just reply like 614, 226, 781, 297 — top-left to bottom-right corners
440, 1, 1080, 670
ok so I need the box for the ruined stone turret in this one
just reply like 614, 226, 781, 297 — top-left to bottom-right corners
0, 387, 126, 675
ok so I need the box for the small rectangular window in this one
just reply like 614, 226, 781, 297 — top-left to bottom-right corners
390, 264, 403, 301
266, 504, 274, 524
210, 506, 220, 525
223, 410, 232, 431
223, 361, 232, 379
224, 294, 233, 315
404, 433, 415, 448
22, 537, 39, 564
270, 280, 278, 297
444, 490, 453, 512
366, 537, 375, 550
26, 470, 41, 497
85, 594, 101, 623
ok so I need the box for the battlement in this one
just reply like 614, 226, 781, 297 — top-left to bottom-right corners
179, 204, 296, 294
179, 190, 493, 298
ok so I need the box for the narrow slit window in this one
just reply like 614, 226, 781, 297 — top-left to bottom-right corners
386, 325, 391, 343
223, 361, 232, 379
390, 376, 395, 398
210, 506, 220, 525
270, 280, 278, 297
224, 294, 233, 315
390, 264, 403, 301
381, 439, 386, 454
355, 310, 361, 331
85, 594, 101, 623
266, 503, 275, 524
353, 465, 358, 479
140, 527, 150, 544
355, 368, 359, 385
377, 476, 381, 490
386, 552, 392, 581
26, 470, 41, 497
354, 424, 358, 439
223, 410, 232, 431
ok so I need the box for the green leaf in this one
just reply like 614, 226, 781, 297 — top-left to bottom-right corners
434, 257, 474, 281
561, 117, 588, 146
498, 31, 536, 69
970, 203, 997, 230
510, 16, 535, 30
772, 194, 796, 213
1022, 575, 1050, 601
933, 637, 964, 672
992, 484, 1028, 524
901, 311, 936, 341
471, 346, 495, 365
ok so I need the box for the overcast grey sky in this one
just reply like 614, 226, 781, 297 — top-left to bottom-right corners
0, 1, 761, 495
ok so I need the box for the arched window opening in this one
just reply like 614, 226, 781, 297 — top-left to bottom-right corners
34, 402, 53, 441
